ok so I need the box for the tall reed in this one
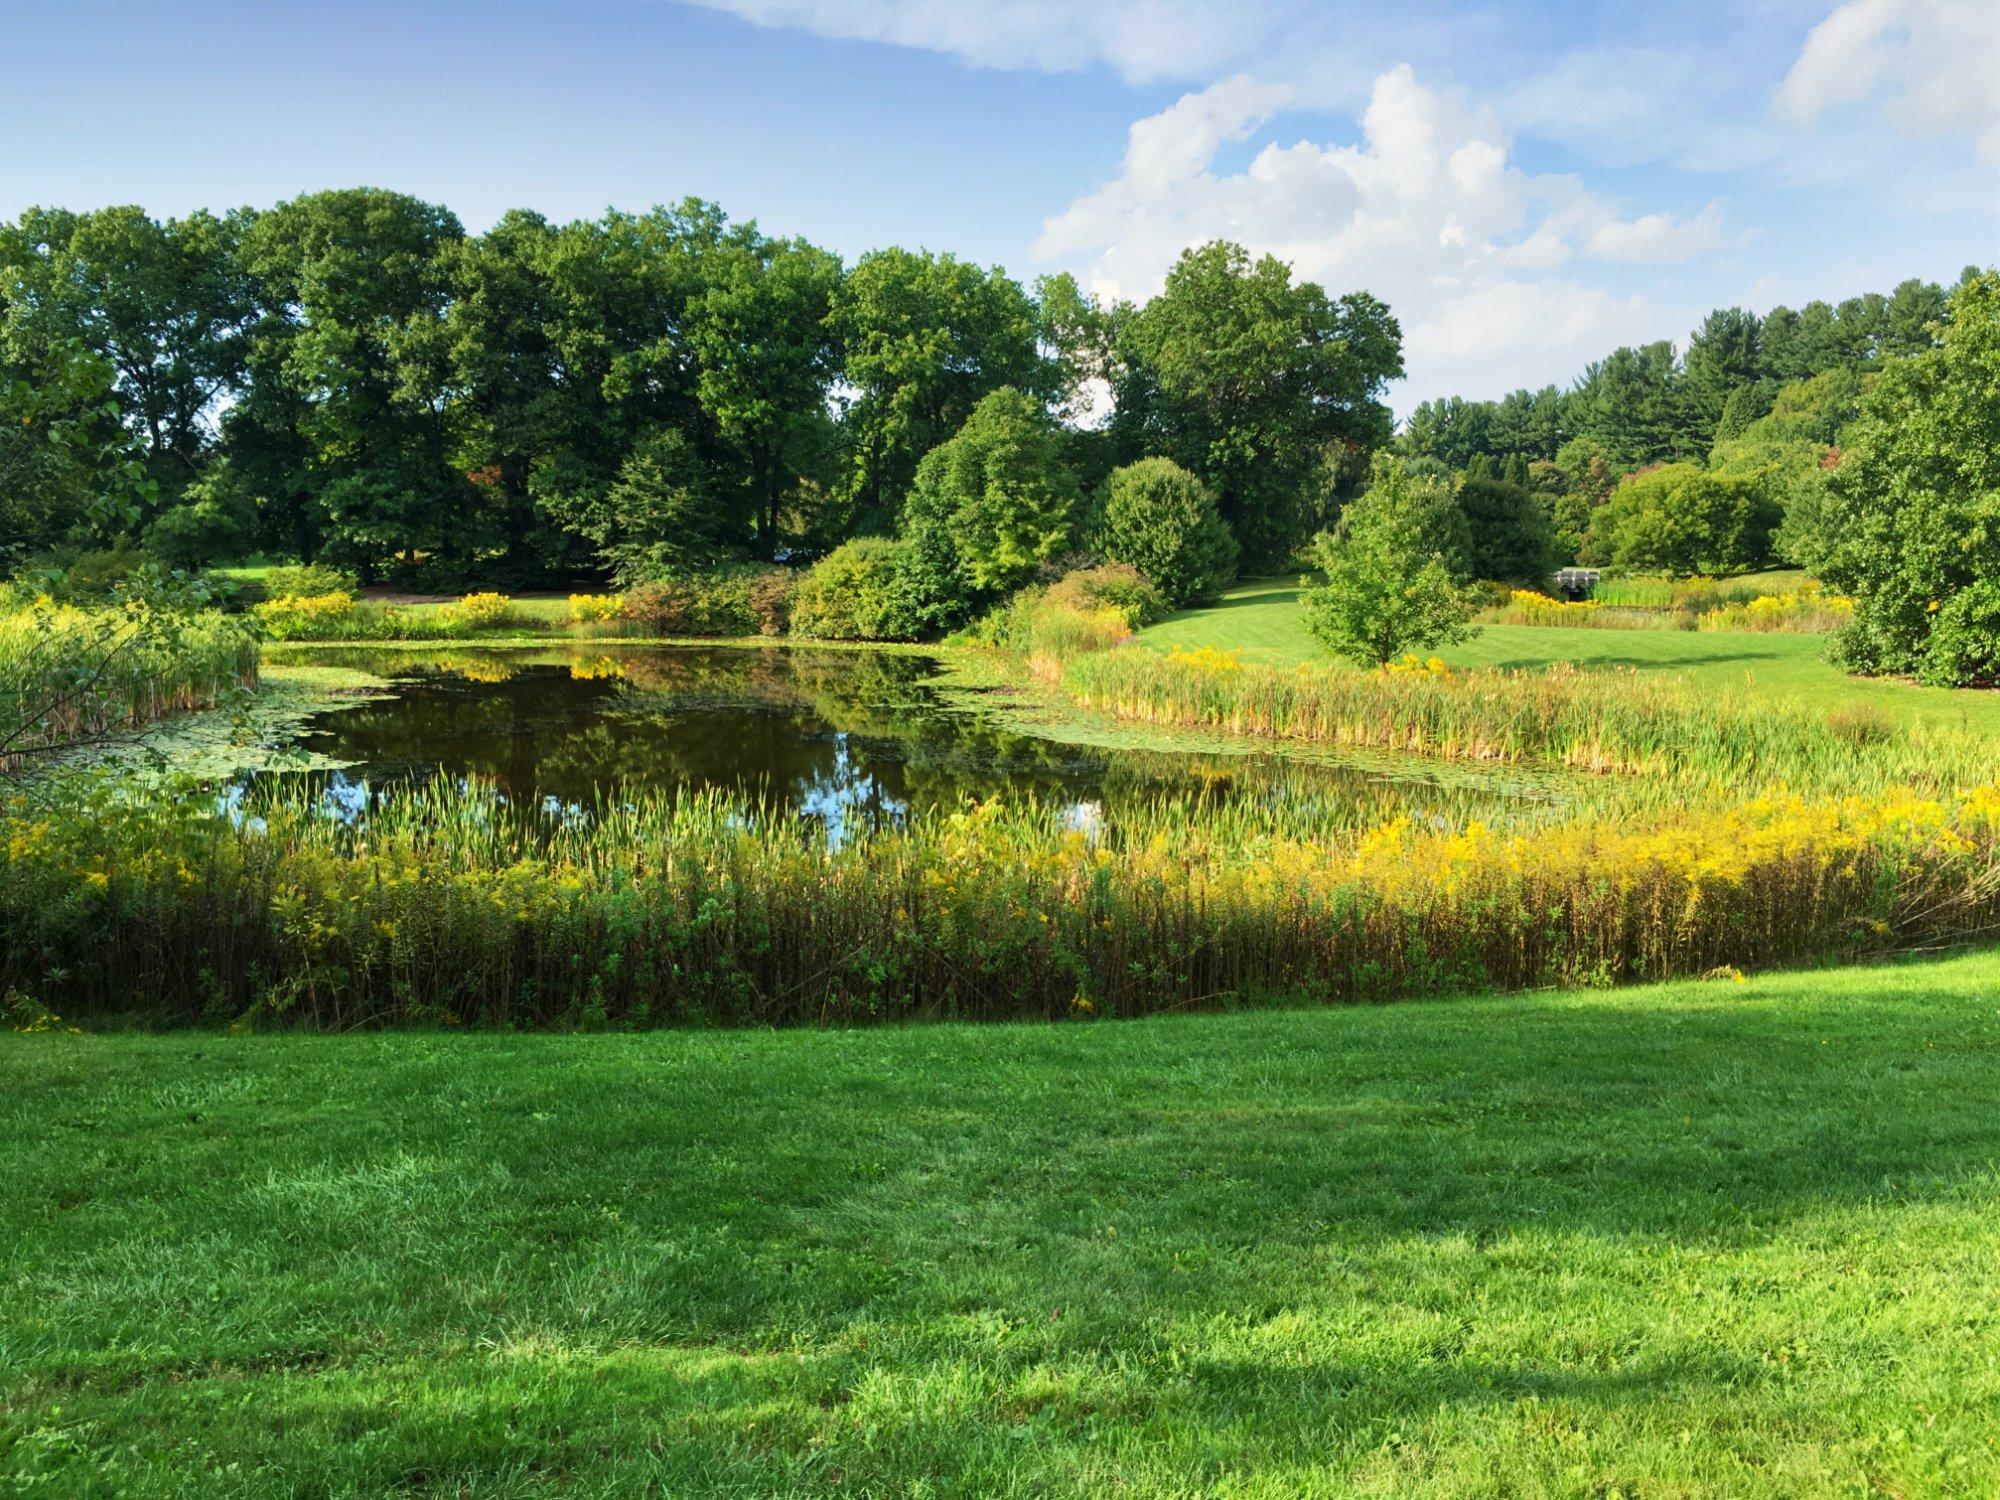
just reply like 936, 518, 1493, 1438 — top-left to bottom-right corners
3, 777, 1996, 1028
1057, 644, 1992, 798
0, 604, 258, 769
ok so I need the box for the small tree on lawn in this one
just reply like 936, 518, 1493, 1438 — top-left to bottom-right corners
1302, 459, 1479, 667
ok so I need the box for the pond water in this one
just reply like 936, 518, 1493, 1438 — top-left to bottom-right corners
257, 645, 1565, 838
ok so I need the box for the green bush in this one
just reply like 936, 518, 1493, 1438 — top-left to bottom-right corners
1457, 475, 1556, 585
789, 539, 934, 641
619, 569, 790, 638
1096, 458, 1237, 607
1582, 463, 1781, 576
1917, 581, 2000, 687
261, 563, 360, 601
900, 387, 1082, 607
1819, 271, 2000, 686
1041, 563, 1169, 629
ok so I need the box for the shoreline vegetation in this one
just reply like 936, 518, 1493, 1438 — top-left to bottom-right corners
5, 579, 2000, 1030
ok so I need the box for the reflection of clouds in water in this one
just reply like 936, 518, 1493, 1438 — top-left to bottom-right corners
794, 732, 910, 848
1063, 800, 1105, 841
320, 774, 373, 823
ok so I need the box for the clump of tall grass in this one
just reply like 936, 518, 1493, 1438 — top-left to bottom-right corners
1058, 643, 1992, 798
1697, 584, 1854, 634
1485, 590, 1686, 631
0, 602, 257, 769
963, 585, 1138, 681
4, 775, 1997, 1028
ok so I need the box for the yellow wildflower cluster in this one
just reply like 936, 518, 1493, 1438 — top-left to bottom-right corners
1165, 645, 1244, 675
568, 593, 626, 624
1505, 589, 1601, 623
438, 592, 517, 631
252, 590, 358, 638
1382, 655, 1452, 678
1698, 582, 1855, 633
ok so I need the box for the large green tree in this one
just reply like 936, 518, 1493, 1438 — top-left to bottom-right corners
236, 189, 467, 575
0, 343, 154, 566
834, 249, 1046, 533
1817, 269, 2000, 685
0, 206, 254, 501
1112, 242, 1401, 571
900, 386, 1080, 607
687, 233, 844, 558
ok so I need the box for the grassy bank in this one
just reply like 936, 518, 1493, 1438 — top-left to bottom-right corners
1138, 580, 2000, 736
7, 951, 2000, 1494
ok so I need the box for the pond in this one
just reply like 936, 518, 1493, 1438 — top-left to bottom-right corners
251, 644, 1568, 839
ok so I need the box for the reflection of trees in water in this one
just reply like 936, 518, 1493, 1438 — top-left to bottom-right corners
282, 645, 1556, 831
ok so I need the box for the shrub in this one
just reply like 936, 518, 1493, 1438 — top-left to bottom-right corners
437, 592, 519, 632
1457, 475, 1557, 585
567, 593, 626, 625
1041, 563, 1169, 630
1918, 580, 2000, 688
900, 387, 1082, 605
1097, 458, 1238, 607
262, 563, 359, 601
745, 569, 795, 637
1583, 463, 1782, 576
621, 576, 753, 637
252, 591, 388, 641
613, 568, 792, 638
1818, 271, 2000, 685
789, 539, 934, 641
35, 541, 157, 604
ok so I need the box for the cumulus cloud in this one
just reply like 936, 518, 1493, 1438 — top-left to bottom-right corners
681, 0, 1297, 82
1776, 0, 2000, 160
1587, 201, 1729, 263
1035, 65, 1728, 402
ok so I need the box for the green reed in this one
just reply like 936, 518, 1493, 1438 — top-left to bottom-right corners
5, 772, 1998, 1029
1057, 645, 1994, 800
0, 604, 258, 769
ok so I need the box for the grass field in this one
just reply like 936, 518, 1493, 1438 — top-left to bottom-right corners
1138, 579, 2000, 735
7, 953, 2000, 1495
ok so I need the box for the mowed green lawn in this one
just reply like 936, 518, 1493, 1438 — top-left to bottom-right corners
1139, 579, 2000, 735
8, 954, 2000, 1494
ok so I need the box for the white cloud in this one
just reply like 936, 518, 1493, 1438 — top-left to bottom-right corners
1776, 0, 2000, 160
682, 0, 1295, 82
1407, 280, 1656, 396
1587, 201, 1729, 263
1034, 65, 1730, 403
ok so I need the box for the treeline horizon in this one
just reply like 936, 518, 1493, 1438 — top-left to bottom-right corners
0, 189, 1401, 584
1399, 269, 1980, 476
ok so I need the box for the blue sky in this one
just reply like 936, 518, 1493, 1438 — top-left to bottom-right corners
4, 0, 1993, 409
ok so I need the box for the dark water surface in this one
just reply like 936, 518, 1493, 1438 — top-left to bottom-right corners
264, 645, 1561, 836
